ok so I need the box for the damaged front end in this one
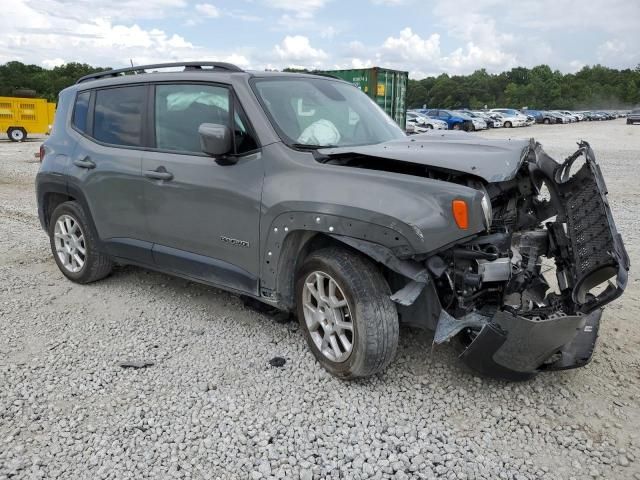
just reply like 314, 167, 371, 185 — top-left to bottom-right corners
428, 140, 629, 380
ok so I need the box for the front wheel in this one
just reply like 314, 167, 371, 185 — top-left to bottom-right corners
504, 121, 512, 128
49, 201, 113, 283
296, 247, 399, 379
452, 123, 461, 130
543, 118, 550, 124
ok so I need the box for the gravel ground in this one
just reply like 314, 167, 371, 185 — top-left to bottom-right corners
1, 120, 639, 480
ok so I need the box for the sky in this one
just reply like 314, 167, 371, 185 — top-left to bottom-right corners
2, 0, 639, 79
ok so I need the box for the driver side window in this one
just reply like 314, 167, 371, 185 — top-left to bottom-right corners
154, 84, 257, 155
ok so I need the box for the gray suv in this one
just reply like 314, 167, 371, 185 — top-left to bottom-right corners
36, 62, 629, 380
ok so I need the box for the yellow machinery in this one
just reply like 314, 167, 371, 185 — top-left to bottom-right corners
0, 96, 56, 142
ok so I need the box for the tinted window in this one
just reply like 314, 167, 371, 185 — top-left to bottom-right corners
93, 86, 145, 147
72, 91, 90, 133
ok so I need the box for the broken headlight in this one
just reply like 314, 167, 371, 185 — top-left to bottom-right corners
481, 193, 492, 229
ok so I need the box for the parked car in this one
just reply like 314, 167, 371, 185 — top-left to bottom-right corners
627, 109, 640, 124
490, 111, 527, 128
36, 61, 629, 380
490, 108, 529, 127
559, 111, 579, 122
472, 111, 502, 128
454, 111, 487, 130
548, 111, 568, 124
523, 110, 557, 125
550, 111, 574, 123
406, 111, 448, 131
424, 109, 473, 131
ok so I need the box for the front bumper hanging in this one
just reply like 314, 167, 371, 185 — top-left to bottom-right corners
440, 141, 629, 379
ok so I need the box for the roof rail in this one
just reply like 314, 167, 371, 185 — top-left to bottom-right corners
76, 61, 244, 84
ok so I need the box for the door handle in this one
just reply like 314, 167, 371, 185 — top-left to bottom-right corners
73, 156, 96, 169
144, 167, 173, 181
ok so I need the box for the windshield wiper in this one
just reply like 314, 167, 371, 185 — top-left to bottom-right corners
290, 143, 338, 150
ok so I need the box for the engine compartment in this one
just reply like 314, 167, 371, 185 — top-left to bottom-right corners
321, 137, 628, 377
428, 141, 629, 369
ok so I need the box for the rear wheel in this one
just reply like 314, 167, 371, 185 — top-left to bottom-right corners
426, 124, 433, 129
7, 127, 26, 142
543, 118, 550, 124
452, 123, 461, 130
504, 121, 512, 128
49, 201, 113, 283
296, 247, 399, 379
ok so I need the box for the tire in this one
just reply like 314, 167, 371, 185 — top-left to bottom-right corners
452, 123, 461, 130
628, 119, 632, 125
426, 124, 433, 129
7, 127, 26, 142
48, 201, 113, 284
295, 246, 399, 379
504, 121, 512, 128
543, 118, 550, 124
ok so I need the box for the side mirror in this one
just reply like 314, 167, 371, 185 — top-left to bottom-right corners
199, 123, 232, 158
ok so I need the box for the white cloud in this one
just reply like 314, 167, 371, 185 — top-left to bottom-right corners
372, 0, 407, 4
0, 0, 248, 68
381, 28, 441, 63
194, 3, 221, 18
41, 57, 65, 68
266, 0, 330, 19
596, 39, 639, 67
274, 35, 327, 65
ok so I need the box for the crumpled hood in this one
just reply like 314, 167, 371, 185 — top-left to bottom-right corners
319, 131, 531, 182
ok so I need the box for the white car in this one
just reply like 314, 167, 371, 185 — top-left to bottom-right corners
490, 111, 527, 128
490, 108, 529, 127
559, 110, 579, 122
406, 111, 448, 131
472, 111, 503, 128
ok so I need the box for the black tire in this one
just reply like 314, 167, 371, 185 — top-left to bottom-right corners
295, 246, 399, 379
543, 118, 550, 124
426, 124, 433, 129
7, 127, 27, 142
452, 123, 461, 130
628, 119, 632, 125
504, 121, 512, 128
48, 201, 113, 284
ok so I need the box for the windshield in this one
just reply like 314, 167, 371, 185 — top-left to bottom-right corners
253, 77, 405, 148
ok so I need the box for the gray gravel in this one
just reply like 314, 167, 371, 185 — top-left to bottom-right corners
1, 121, 639, 479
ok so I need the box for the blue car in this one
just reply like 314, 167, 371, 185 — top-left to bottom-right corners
420, 109, 473, 131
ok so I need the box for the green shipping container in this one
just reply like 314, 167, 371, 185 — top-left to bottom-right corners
321, 67, 408, 128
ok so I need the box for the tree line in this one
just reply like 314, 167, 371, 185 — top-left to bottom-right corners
407, 64, 640, 110
1, 60, 638, 111
0, 61, 106, 101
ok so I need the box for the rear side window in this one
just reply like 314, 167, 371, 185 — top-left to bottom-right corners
93, 86, 145, 147
72, 91, 90, 133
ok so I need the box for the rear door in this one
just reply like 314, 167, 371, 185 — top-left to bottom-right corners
67, 85, 152, 263
142, 82, 263, 294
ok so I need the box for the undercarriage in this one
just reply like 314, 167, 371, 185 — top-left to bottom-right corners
429, 140, 629, 379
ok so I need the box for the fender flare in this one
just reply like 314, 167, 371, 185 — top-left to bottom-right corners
260, 211, 427, 308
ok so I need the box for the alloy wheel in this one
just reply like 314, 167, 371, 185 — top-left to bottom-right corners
302, 271, 354, 363
53, 214, 86, 273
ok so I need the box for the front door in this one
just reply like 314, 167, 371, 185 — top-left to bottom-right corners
142, 83, 263, 294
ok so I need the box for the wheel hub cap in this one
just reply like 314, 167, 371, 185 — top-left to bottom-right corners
54, 214, 86, 273
302, 271, 354, 363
